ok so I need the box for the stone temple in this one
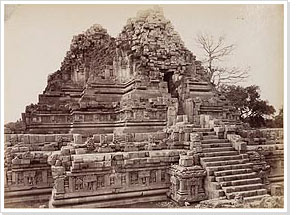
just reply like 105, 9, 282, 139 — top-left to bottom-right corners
4, 7, 284, 208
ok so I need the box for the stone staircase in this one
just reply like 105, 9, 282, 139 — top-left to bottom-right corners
198, 129, 270, 202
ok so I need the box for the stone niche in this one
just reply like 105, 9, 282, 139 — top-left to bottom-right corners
168, 152, 207, 204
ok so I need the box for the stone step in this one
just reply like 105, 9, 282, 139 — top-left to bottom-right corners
193, 128, 213, 132
202, 139, 229, 144
203, 151, 239, 157
220, 178, 262, 187
207, 163, 254, 174
244, 194, 270, 202
216, 172, 258, 183
201, 154, 248, 163
214, 168, 253, 177
226, 188, 267, 199
202, 135, 218, 140
201, 143, 232, 148
223, 183, 265, 193
202, 147, 235, 153
202, 158, 250, 167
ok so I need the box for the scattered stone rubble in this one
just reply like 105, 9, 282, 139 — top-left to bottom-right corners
4, 7, 284, 208
195, 195, 284, 209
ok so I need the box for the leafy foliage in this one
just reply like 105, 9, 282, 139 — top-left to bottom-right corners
274, 108, 284, 128
266, 108, 284, 128
4, 119, 26, 134
220, 85, 276, 128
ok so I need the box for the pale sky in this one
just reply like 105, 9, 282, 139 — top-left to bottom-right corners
4, 4, 284, 123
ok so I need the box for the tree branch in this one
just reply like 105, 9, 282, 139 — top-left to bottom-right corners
196, 33, 248, 88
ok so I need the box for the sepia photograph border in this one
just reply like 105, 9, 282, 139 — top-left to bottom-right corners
0, 0, 289, 214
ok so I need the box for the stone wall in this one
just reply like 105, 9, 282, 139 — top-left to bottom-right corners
228, 128, 284, 194
21, 7, 239, 135
4, 134, 73, 207
49, 138, 187, 207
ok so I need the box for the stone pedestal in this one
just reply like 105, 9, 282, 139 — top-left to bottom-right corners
169, 154, 207, 204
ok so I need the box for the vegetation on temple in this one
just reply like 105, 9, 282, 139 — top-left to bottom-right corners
196, 33, 249, 87
219, 84, 282, 128
4, 119, 25, 134
195, 33, 282, 128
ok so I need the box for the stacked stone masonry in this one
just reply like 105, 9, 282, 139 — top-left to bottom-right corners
4, 7, 284, 208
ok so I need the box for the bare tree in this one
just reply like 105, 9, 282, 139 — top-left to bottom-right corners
196, 33, 249, 87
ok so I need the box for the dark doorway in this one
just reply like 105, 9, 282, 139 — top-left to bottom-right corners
163, 71, 177, 98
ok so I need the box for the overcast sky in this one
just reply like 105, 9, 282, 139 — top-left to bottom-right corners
4, 4, 284, 123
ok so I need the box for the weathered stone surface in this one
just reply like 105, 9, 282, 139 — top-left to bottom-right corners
4, 6, 283, 209
195, 195, 284, 209
169, 153, 206, 204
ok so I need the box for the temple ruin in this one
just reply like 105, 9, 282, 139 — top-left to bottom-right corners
4, 7, 284, 208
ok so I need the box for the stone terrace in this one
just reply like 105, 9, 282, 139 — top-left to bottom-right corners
4, 7, 284, 208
